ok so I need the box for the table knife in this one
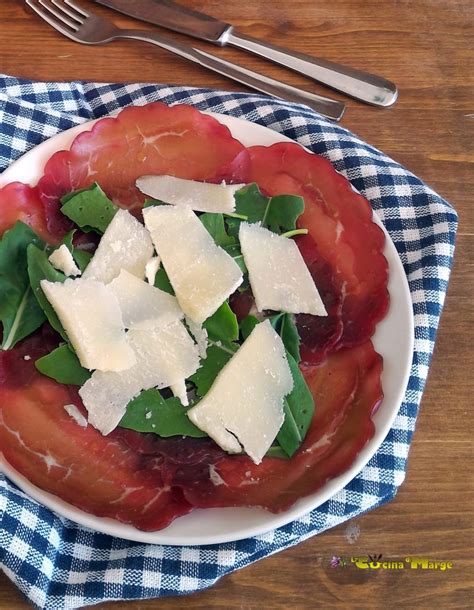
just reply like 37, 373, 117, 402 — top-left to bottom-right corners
94, 0, 398, 107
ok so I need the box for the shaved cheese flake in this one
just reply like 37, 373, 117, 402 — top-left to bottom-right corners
187, 320, 293, 464
126, 321, 200, 391
109, 269, 182, 329
170, 379, 189, 407
79, 370, 142, 436
83, 209, 153, 284
239, 222, 327, 316
145, 255, 161, 285
79, 319, 200, 435
48, 244, 81, 277
64, 404, 88, 428
143, 205, 243, 324
136, 175, 245, 214
40, 278, 135, 372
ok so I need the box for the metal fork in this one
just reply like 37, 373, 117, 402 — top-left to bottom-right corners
26, 0, 345, 121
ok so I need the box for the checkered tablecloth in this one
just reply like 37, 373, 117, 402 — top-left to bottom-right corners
0, 75, 458, 609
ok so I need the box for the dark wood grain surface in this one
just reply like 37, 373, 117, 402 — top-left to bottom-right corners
0, 0, 473, 607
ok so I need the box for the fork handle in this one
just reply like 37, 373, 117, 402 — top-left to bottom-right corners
226, 31, 398, 107
119, 30, 345, 121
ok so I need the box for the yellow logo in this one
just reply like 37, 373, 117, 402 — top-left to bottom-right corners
347, 555, 453, 571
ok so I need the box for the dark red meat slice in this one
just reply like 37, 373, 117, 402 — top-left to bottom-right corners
247, 143, 389, 348
0, 182, 63, 244
295, 233, 343, 364
0, 335, 192, 531
0, 104, 389, 531
37, 103, 249, 216
0, 338, 381, 524
170, 341, 382, 511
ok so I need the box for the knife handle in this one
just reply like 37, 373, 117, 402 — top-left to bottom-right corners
226, 31, 398, 107
120, 30, 345, 121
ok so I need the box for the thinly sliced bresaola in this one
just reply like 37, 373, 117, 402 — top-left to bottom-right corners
0, 336, 381, 526
38, 103, 249, 216
0, 334, 192, 531
158, 341, 383, 511
247, 143, 389, 348
295, 233, 343, 364
0, 182, 62, 244
0, 103, 389, 531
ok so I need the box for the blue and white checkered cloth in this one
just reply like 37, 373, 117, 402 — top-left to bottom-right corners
0, 74, 457, 609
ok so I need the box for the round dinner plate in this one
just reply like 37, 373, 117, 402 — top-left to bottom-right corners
0, 111, 414, 545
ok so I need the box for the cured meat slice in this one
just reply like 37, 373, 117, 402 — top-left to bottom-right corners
0, 337, 381, 527
247, 143, 389, 348
0, 182, 63, 243
0, 104, 389, 532
169, 341, 383, 511
0, 335, 191, 531
295, 234, 343, 364
37, 103, 249, 213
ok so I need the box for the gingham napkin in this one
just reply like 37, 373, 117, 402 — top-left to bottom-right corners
0, 74, 457, 610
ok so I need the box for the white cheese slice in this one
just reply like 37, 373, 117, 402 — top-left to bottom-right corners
40, 278, 135, 372
109, 269, 182, 329
48, 244, 81, 277
187, 320, 293, 464
239, 222, 327, 316
143, 205, 243, 324
64, 404, 88, 428
82, 209, 154, 284
79, 319, 200, 435
145, 255, 161, 285
170, 379, 189, 407
136, 175, 245, 214
78, 370, 143, 436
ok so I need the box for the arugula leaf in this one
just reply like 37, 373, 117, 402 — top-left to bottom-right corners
223, 242, 247, 275
119, 389, 207, 438
55, 229, 75, 253
198, 214, 248, 284
239, 314, 259, 340
203, 301, 239, 342
47, 229, 93, 273
189, 341, 239, 397
234, 183, 305, 233
60, 183, 118, 233
0, 222, 46, 349
35, 344, 90, 385
265, 445, 290, 459
276, 351, 315, 458
234, 183, 269, 223
154, 266, 174, 295
270, 313, 301, 362
27, 244, 68, 340
60, 186, 91, 205
224, 216, 242, 240
143, 198, 165, 208
200, 213, 235, 247
263, 194, 305, 233
73, 250, 93, 273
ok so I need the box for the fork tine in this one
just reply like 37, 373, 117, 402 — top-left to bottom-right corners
50, 0, 83, 24
36, 0, 80, 31
64, 0, 89, 18
26, 0, 79, 37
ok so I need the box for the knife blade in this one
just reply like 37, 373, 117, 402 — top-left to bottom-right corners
93, 0, 398, 107
95, 0, 232, 43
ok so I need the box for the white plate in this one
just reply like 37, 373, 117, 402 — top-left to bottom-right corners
0, 111, 414, 545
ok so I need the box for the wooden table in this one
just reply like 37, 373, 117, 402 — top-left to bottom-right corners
1, 0, 472, 607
